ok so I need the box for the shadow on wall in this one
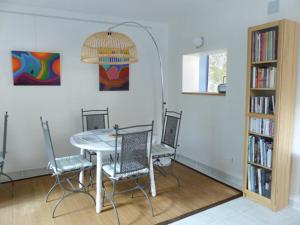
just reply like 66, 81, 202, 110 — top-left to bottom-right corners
290, 153, 300, 198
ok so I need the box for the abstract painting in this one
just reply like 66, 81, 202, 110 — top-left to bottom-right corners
12, 51, 60, 85
99, 64, 129, 91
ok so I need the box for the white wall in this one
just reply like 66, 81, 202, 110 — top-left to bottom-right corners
182, 55, 200, 92
0, 4, 168, 174
2, 0, 300, 210
167, 0, 300, 208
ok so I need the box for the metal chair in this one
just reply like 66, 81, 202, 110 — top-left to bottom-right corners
40, 117, 95, 218
0, 112, 14, 196
81, 108, 109, 161
152, 109, 182, 187
102, 121, 155, 225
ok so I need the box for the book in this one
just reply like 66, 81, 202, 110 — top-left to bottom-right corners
248, 164, 272, 198
251, 66, 276, 88
258, 168, 262, 195
248, 135, 273, 167
249, 96, 275, 115
267, 148, 272, 168
261, 32, 266, 61
252, 29, 277, 62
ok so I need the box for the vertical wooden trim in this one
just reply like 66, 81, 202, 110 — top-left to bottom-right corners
243, 27, 253, 193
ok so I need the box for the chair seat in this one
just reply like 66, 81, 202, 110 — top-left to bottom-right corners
152, 144, 175, 157
0, 156, 4, 163
50, 155, 93, 174
103, 163, 149, 180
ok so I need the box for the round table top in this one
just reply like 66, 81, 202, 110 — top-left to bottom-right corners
70, 129, 118, 152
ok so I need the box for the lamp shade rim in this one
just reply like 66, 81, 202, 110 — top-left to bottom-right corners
80, 31, 138, 65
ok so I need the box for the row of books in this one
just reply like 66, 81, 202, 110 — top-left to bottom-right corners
249, 118, 274, 137
250, 95, 275, 114
248, 165, 272, 198
248, 135, 272, 168
252, 30, 277, 62
251, 66, 276, 88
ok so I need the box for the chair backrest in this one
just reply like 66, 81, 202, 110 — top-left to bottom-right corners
40, 117, 58, 174
81, 108, 109, 131
1, 112, 8, 167
112, 121, 154, 177
161, 109, 183, 149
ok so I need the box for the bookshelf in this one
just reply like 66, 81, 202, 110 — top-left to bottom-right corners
243, 19, 299, 211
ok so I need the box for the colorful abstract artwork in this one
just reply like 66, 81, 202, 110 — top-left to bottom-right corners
12, 51, 60, 85
99, 64, 129, 91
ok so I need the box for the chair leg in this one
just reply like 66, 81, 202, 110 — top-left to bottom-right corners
102, 181, 106, 207
110, 196, 120, 225
89, 153, 93, 188
131, 178, 139, 198
52, 188, 67, 218
170, 159, 180, 187
51, 175, 96, 218
52, 192, 80, 218
135, 180, 154, 216
81, 190, 96, 205
46, 178, 59, 202
155, 158, 181, 188
103, 181, 120, 225
0, 172, 14, 197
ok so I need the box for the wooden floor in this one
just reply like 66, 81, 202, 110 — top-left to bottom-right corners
0, 163, 240, 225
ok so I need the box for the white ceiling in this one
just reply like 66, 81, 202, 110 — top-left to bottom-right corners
0, 0, 205, 22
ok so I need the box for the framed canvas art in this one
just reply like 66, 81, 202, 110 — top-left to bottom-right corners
12, 51, 60, 85
99, 64, 129, 91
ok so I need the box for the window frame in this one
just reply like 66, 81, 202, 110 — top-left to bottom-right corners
181, 49, 227, 96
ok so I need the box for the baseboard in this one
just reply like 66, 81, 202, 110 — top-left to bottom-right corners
0, 167, 50, 183
176, 154, 300, 211
176, 154, 243, 190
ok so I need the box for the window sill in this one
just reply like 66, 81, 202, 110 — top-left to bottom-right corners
181, 92, 226, 96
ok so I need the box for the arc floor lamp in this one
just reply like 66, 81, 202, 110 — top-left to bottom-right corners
80, 21, 166, 125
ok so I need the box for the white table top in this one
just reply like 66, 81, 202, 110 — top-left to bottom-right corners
70, 129, 118, 152
70, 128, 157, 152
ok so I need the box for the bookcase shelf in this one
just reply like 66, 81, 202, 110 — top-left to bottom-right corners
248, 131, 273, 139
248, 161, 272, 171
247, 113, 274, 119
250, 88, 276, 91
243, 19, 299, 211
244, 189, 272, 208
251, 60, 278, 65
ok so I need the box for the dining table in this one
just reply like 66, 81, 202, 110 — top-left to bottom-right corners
70, 128, 157, 213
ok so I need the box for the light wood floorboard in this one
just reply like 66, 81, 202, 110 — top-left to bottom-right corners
0, 163, 240, 225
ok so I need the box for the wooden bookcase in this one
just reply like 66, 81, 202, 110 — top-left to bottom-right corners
243, 19, 299, 211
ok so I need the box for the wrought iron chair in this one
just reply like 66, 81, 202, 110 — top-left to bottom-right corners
40, 117, 95, 218
102, 121, 155, 225
152, 109, 182, 187
81, 108, 109, 161
0, 112, 14, 196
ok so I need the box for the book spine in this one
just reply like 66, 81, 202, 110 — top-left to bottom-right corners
248, 166, 252, 191
261, 32, 266, 61
256, 33, 261, 62
258, 168, 262, 195
252, 67, 257, 88
267, 148, 272, 168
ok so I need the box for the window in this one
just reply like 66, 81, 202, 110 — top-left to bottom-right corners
182, 50, 227, 95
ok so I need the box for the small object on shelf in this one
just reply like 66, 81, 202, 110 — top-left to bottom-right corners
217, 76, 227, 93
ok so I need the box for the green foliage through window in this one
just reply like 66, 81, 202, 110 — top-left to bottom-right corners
208, 52, 227, 93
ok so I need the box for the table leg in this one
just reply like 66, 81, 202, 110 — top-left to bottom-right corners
79, 148, 85, 188
96, 152, 103, 213
149, 155, 156, 197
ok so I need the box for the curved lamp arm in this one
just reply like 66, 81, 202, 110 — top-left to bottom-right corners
108, 21, 166, 126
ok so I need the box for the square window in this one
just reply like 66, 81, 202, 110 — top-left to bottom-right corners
182, 50, 227, 94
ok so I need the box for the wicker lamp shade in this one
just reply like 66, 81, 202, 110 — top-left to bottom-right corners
80, 31, 138, 65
